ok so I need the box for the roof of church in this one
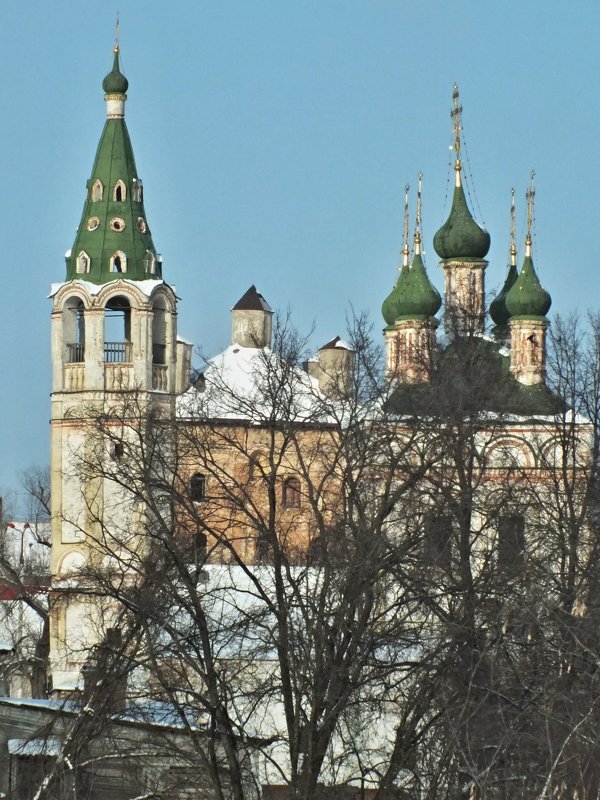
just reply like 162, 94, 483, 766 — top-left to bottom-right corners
319, 336, 353, 351
433, 169, 491, 261
505, 250, 552, 320
387, 336, 562, 418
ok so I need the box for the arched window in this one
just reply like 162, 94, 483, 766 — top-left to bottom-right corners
248, 451, 267, 481
152, 298, 167, 365
144, 250, 156, 274
91, 179, 104, 201
110, 251, 127, 273
132, 179, 143, 202
76, 250, 90, 274
63, 297, 85, 363
283, 477, 301, 508
190, 474, 206, 503
104, 296, 131, 363
113, 180, 127, 201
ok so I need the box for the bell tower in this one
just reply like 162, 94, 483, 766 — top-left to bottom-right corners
49, 47, 188, 692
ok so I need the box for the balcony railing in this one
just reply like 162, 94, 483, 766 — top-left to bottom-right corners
104, 342, 132, 363
66, 343, 85, 363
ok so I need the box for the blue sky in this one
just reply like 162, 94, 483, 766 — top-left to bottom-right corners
1, 0, 598, 504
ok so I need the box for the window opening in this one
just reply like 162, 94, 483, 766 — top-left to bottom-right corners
110, 251, 127, 273
104, 296, 131, 362
76, 251, 90, 275
424, 513, 452, 572
195, 531, 208, 561
64, 298, 85, 363
110, 218, 125, 232
498, 514, 525, 575
283, 477, 301, 508
132, 179, 143, 202
144, 250, 156, 274
190, 474, 206, 503
113, 180, 126, 201
152, 301, 167, 365
91, 179, 104, 201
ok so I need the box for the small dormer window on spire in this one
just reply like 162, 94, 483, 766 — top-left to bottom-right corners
144, 251, 156, 274
113, 180, 127, 202
132, 179, 143, 202
110, 251, 127, 273
91, 179, 104, 202
76, 251, 91, 274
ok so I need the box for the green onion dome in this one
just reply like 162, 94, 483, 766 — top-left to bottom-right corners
504, 242, 551, 319
395, 246, 442, 320
382, 262, 409, 326
433, 166, 490, 260
102, 48, 129, 94
490, 257, 519, 327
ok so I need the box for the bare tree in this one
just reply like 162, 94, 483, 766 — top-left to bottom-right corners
24, 312, 600, 800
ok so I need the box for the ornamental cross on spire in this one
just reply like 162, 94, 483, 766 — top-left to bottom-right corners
525, 170, 535, 256
451, 83, 462, 162
402, 184, 410, 268
114, 12, 121, 52
414, 172, 423, 254
510, 187, 516, 265
526, 170, 535, 238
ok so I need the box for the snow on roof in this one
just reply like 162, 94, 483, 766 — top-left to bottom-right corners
319, 335, 353, 351
49, 278, 173, 299
177, 344, 332, 424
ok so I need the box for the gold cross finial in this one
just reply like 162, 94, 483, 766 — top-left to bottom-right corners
114, 12, 121, 53
526, 169, 535, 242
510, 188, 516, 265
451, 83, 462, 164
402, 184, 410, 268
525, 170, 535, 256
414, 172, 423, 255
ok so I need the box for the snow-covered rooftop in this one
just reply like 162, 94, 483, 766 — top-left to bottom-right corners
177, 344, 332, 424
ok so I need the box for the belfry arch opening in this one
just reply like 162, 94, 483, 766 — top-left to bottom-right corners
152, 297, 167, 365
104, 296, 131, 363
63, 297, 85, 363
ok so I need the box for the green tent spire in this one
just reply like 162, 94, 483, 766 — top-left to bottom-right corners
65, 48, 160, 284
